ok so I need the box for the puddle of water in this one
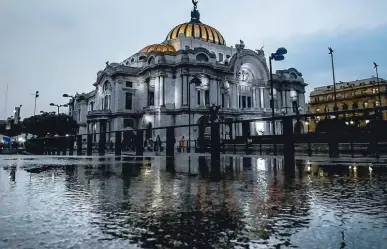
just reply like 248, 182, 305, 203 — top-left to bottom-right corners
0, 155, 386, 249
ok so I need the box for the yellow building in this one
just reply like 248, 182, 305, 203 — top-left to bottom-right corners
307, 77, 387, 132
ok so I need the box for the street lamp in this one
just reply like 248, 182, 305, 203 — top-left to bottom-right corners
373, 62, 382, 119
62, 93, 75, 114
31, 91, 39, 116
328, 47, 338, 111
269, 47, 287, 132
269, 47, 287, 154
50, 103, 68, 114
62, 94, 74, 98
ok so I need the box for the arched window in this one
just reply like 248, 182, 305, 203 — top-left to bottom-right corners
103, 81, 109, 92
363, 101, 368, 108
374, 101, 380, 107
342, 103, 348, 110
218, 53, 224, 62
103, 95, 109, 110
148, 56, 155, 65
196, 53, 209, 62
352, 102, 358, 109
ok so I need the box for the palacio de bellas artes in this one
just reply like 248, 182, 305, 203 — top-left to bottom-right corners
68, 0, 307, 147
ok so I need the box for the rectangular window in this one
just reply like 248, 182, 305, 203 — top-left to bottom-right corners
205, 90, 210, 105
125, 92, 132, 110
148, 91, 154, 106
247, 96, 252, 108
239, 96, 241, 108
218, 53, 224, 62
221, 93, 225, 107
78, 109, 81, 122
242, 96, 246, 108
197, 90, 201, 105
123, 119, 134, 128
104, 96, 109, 110
125, 81, 133, 88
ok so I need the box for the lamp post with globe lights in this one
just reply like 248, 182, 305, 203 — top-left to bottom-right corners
373, 62, 382, 119
328, 47, 338, 111
50, 103, 68, 114
63, 94, 85, 117
269, 47, 287, 154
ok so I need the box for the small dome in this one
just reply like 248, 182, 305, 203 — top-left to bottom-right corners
166, 22, 225, 46
140, 44, 176, 53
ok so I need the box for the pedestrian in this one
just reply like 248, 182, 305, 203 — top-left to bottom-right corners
179, 136, 185, 153
156, 135, 161, 152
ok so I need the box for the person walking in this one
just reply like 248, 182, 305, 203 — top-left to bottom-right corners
156, 135, 161, 152
179, 136, 185, 153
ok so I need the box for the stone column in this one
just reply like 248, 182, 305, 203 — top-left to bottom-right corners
160, 76, 164, 106
250, 122, 255, 136
210, 79, 217, 105
299, 92, 306, 111
252, 87, 256, 108
260, 88, 264, 108
144, 81, 148, 107
286, 90, 291, 110
154, 77, 159, 107
236, 85, 240, 108
217, 80, 221, 106
190, 78, 195, 108
182, 74, 187, 106
265, 121, 271, 135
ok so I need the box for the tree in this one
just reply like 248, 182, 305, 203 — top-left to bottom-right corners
0, 120, 22, 137
22, 113, 78, 137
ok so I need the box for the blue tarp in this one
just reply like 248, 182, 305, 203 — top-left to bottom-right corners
2, 136, 11, 143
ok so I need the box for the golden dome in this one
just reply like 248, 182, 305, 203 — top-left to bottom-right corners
166, 22, 226, 46
140, 44, 176, 53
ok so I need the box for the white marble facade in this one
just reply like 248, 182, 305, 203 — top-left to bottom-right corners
69, 2, 306, 144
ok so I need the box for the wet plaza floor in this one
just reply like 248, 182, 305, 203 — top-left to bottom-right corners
0, 155, 387, 249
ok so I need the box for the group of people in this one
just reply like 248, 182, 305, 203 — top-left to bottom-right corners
103, 134, 192, 153
144, 135, 163, 152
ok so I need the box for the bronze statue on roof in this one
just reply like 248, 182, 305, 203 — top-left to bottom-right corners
192, 0, 198, 10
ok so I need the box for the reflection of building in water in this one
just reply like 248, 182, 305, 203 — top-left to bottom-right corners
68, 1, 306, 145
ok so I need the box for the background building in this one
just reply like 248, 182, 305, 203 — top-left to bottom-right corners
308, 76, 387, 132
69, 1, 307, 147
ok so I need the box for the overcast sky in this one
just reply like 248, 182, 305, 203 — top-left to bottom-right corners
1, 0, 386, 119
